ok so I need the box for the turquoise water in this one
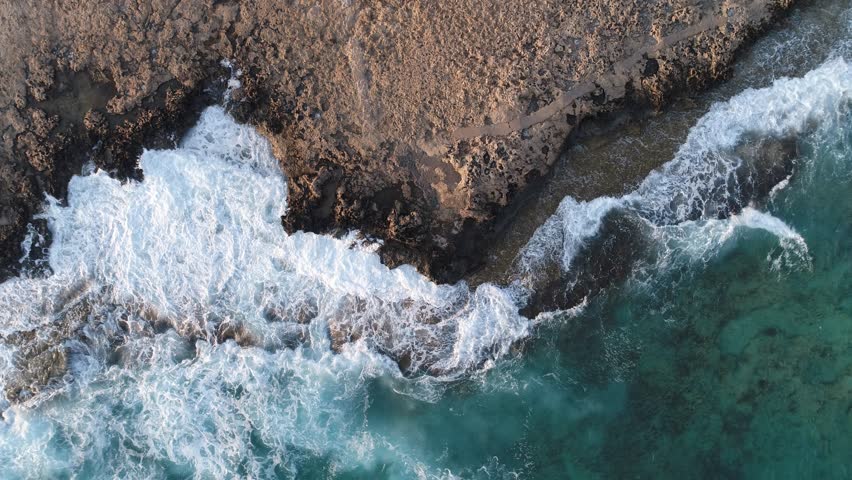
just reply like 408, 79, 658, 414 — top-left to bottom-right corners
323, 63, 852, 479
317, 4, 852, 477
350, 106, 852, 479
0, 2, 850, 479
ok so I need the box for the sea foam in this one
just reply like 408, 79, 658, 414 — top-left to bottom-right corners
0, 106, 529, 477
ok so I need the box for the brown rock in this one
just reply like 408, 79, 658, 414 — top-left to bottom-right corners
0, 0, 797, 283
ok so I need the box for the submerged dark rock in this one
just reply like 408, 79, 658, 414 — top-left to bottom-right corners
732, 134, 800, 209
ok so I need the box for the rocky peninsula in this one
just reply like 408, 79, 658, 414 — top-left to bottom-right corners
0, 0, 795, 282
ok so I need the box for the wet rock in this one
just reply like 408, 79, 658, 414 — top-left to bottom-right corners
522, 209, 649, 317
2, 290, 95, 404
83, 109, 107, 138
4, 344, 68, 404
733, 134, 800, 208
215, 322, 260, 348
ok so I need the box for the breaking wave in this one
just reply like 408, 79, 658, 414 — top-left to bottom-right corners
0, 107, 530, 478
519, 57, 851, 281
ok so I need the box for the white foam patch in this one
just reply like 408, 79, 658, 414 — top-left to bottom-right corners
648, 207, 812, 274
5, 107, 528, 373
519, 196, 624, 273
0, 106, 530, 477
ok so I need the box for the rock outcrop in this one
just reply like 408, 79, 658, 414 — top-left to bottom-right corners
0, 0, 795, 282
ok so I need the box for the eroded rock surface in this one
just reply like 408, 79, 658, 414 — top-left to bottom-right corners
0, 0, 795, 282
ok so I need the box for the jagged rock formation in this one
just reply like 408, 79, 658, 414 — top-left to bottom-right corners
0, 0, 794, 282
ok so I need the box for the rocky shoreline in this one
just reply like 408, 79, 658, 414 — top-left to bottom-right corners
0, 0, 795, 283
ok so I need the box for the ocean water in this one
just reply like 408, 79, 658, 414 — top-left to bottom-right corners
1, 2, 851, 479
